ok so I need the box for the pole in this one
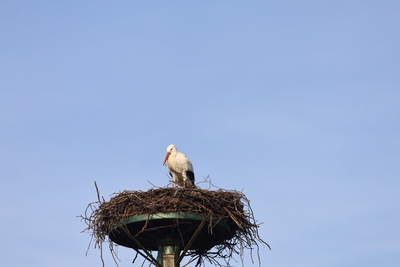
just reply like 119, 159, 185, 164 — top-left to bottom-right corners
157, 239, 180, 267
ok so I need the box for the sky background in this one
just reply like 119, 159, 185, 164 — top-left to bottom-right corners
1, 1, 399, 266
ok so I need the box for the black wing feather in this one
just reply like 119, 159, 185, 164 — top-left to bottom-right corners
186, 170, 195, 186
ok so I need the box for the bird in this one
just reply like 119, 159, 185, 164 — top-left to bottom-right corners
163, 144, 195, 188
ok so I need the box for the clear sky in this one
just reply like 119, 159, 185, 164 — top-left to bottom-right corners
1, 1, 399, 266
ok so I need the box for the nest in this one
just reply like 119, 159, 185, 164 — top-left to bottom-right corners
81, 182, 270, 266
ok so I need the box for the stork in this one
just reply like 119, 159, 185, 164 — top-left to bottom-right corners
163, 144, 195, 188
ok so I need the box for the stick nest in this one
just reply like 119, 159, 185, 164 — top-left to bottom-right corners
81, 184, 270, 266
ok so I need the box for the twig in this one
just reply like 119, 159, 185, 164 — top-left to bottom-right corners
94, 181, 102, 203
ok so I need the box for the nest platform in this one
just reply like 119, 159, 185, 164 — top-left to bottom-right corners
82, 186, 269, 266
109, 212, 232, 251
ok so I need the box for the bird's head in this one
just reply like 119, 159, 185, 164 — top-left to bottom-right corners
163, 144, 176, 165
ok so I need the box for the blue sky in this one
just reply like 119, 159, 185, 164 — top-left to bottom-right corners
1, 1, 399, 266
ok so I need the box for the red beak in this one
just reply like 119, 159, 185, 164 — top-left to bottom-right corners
163, 152, 171, 165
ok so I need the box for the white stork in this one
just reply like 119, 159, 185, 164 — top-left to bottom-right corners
163, 144, 195, 188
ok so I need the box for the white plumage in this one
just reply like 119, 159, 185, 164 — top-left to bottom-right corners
163, 144, 195, 188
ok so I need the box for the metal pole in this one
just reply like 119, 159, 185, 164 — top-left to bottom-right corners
157, 240, 181, 267
160, 245, 180, 267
